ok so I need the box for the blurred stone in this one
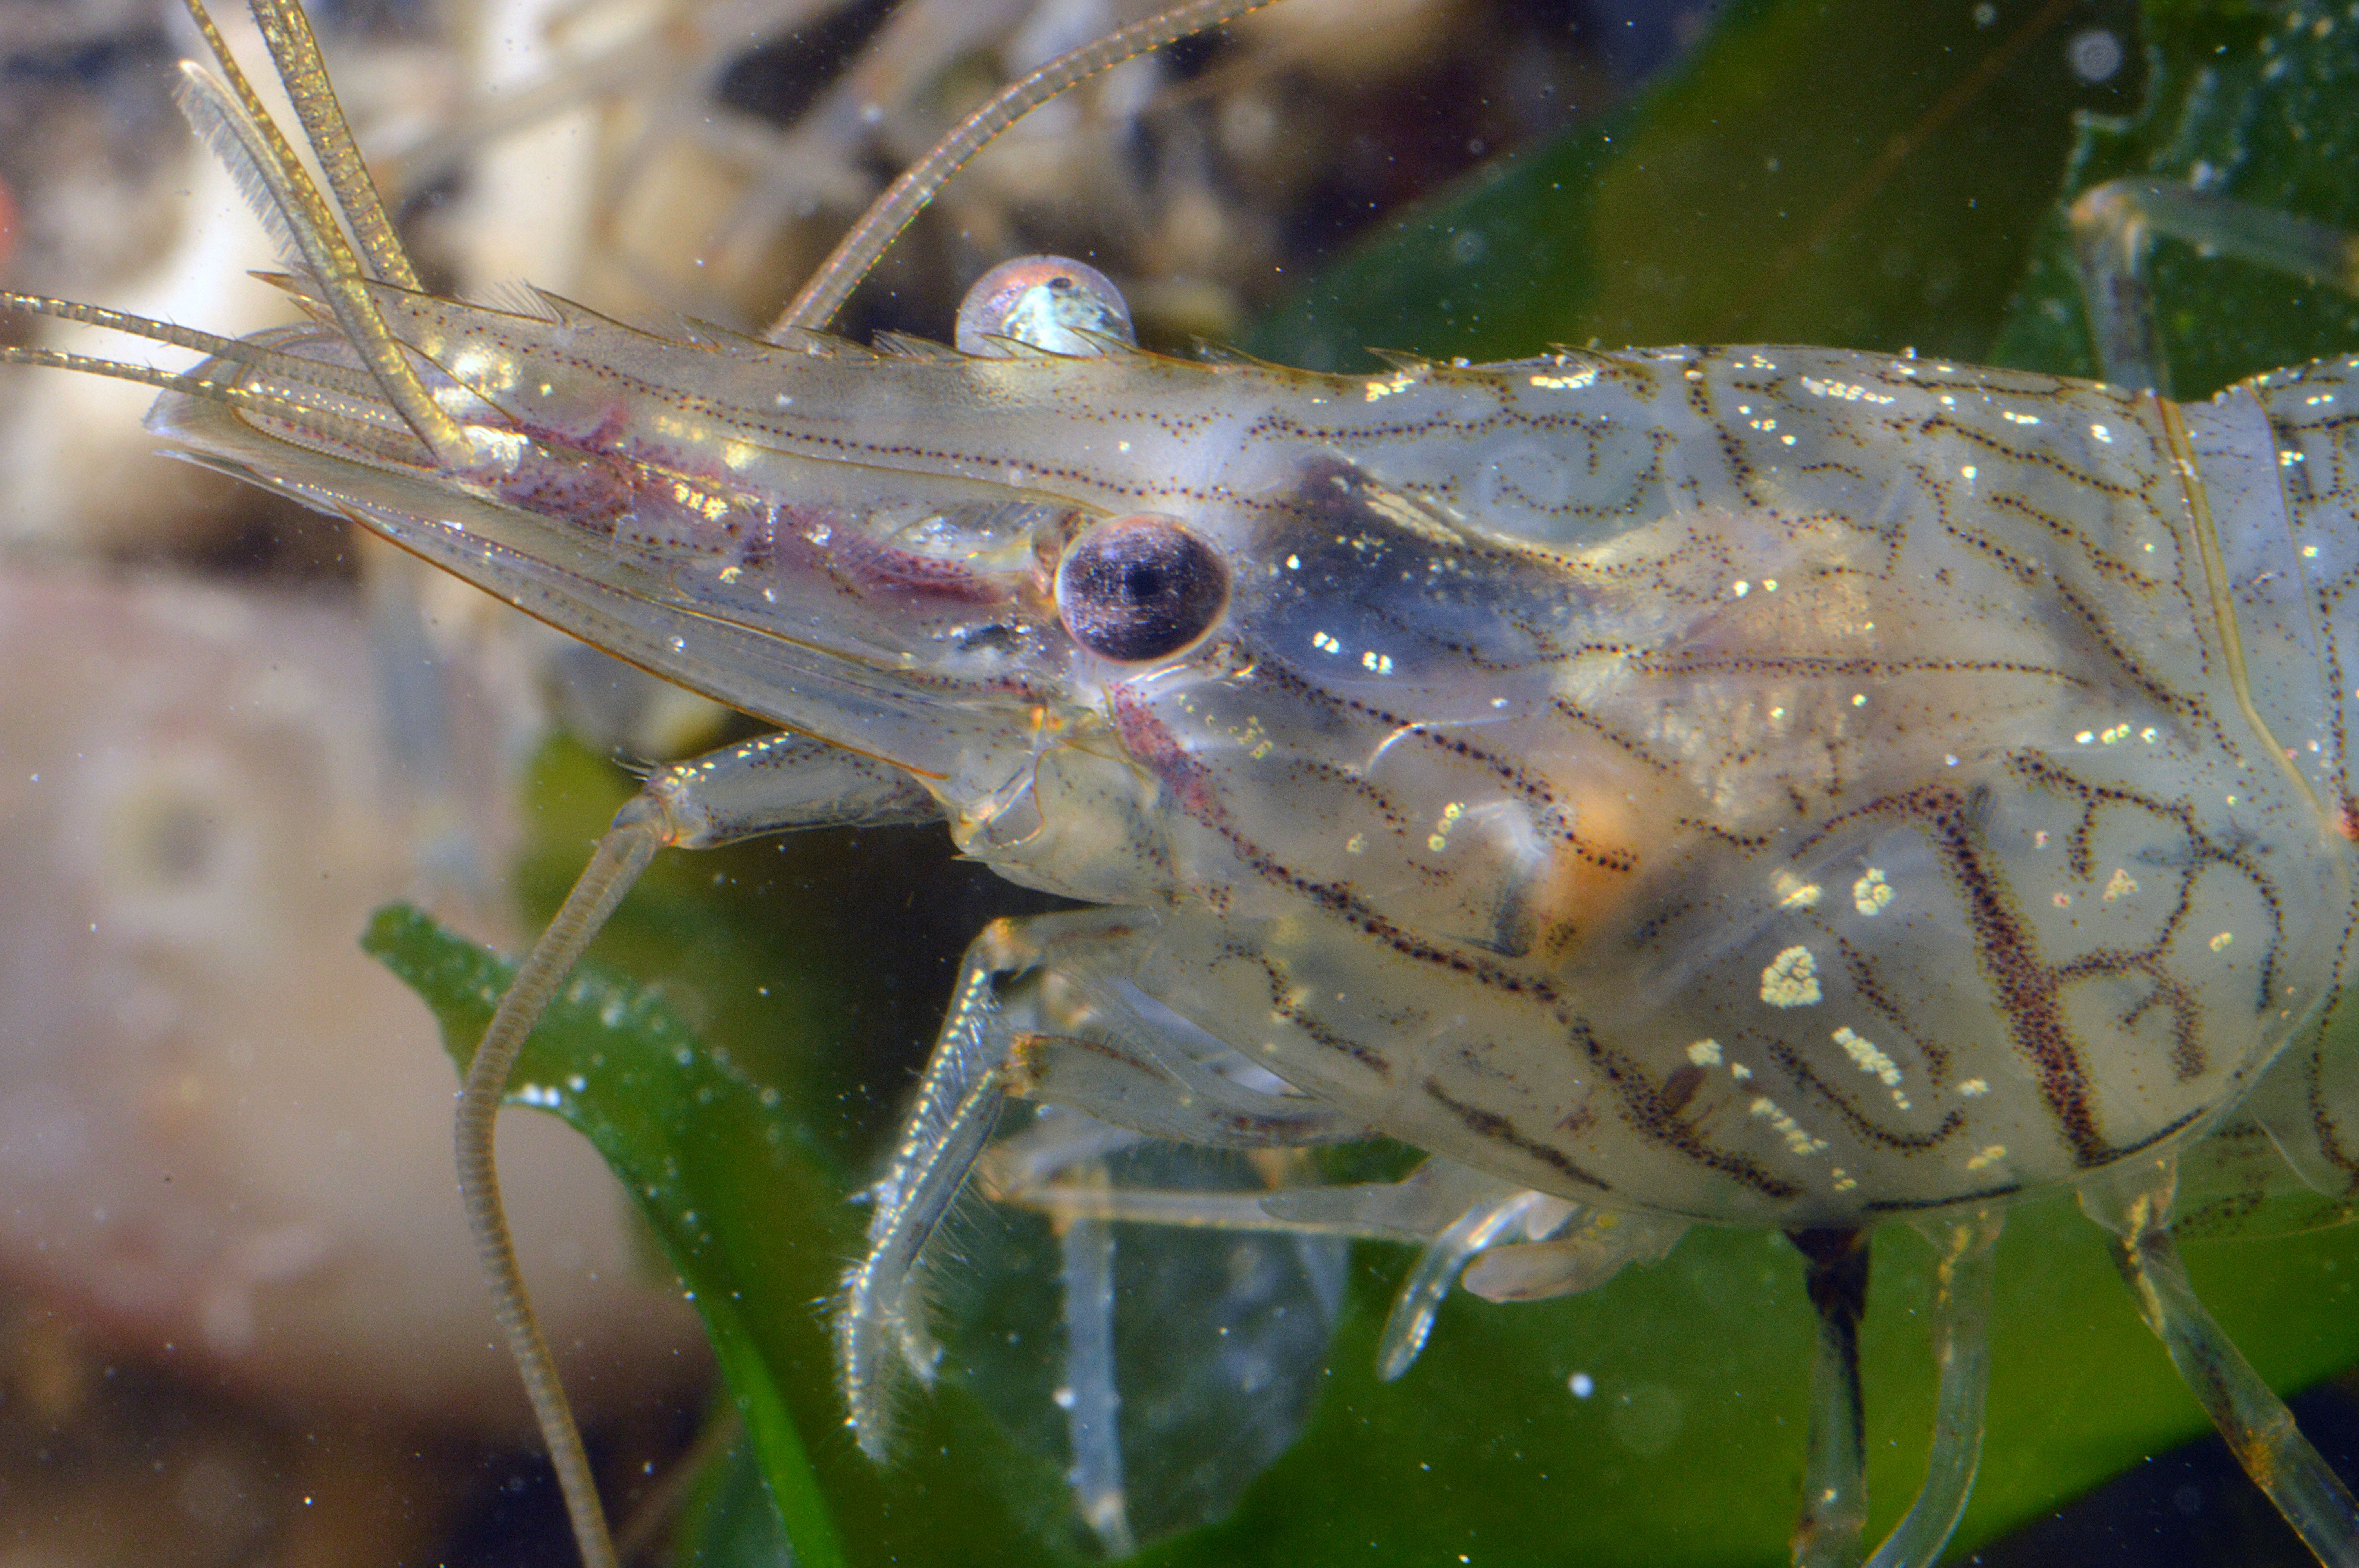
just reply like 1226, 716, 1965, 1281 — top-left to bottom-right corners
0, 566, 708, 1437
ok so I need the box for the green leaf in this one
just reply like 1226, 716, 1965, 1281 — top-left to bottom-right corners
362, 899, 852, 1568
674, 1431, 794, 1568
1251, 0, 2143, 370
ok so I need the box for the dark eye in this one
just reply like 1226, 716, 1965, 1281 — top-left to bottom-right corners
1056, 515, 1228, 662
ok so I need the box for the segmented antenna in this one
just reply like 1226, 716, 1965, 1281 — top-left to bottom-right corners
179, 0, 471, 466
0, 290, 425, 466
772, 0, 1280, 337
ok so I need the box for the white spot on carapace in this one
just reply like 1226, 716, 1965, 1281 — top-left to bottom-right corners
1345, 833, 1366, 855
1774, 873, 1822, 909
2103, 867, 2137, 902
1965, 1145, 2008, 1172
1733, 580, 1751, 597
2091, 423, 2113, 443
1751, 1096, 1828, 1156
2076, 730, 2096, 744
1687, 1039, 1724, 1068
1832, 1027, 1901, 1086
1852, 693, 1867, 707
1362, 650, 1394, 674
1832, 1168, 1857, 1192
1731, 1062, 1754, 1082
1852, 869, 1893, 916
1427, 802, 1465, 853
1800, 376, 1894, 404
1761, 946, 1823, 1008
2210, 931, 2234, 952
1959, 1078, 1990, 1097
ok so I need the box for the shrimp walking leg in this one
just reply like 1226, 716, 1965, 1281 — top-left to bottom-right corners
2084, 1161, 2359, 1566
2063, 172, 2359, 1567
1863, 1213, 2003, 1568
460, 732, 938, 1568
1790, 1229, 1872, 1568
840, 910, 1117, 1450
841, 909, 1368, 1450
1055, 1160, 1135, 1556
2070, 176, 2359, 393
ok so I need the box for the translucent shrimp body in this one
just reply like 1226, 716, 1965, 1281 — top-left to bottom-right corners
161, 307, 2354, 1228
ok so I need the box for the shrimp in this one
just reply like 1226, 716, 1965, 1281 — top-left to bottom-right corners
9, 0, 2359, 1565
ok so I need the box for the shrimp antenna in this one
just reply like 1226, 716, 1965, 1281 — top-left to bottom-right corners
771, 0, 1281, 337
0, 292, 370, 400
167, 4, 626, 1566
176, 0, 474, 468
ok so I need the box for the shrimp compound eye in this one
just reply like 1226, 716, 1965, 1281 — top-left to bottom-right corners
1056, 515, 1228, 662
956, 255, 1135, 357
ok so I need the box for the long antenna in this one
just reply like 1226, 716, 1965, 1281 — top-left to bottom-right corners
181, 0, 473, 466
770, 0, 1279, 337
246, 0, 421, 289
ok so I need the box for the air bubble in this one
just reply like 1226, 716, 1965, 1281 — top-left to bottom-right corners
956, 256, 1134, 358
2067, 27, 2123, 83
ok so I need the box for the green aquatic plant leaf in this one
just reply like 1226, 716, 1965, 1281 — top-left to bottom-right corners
362, 900, 853, 1568
1251, 0, 2143, 370
1993, 0, 2359, 395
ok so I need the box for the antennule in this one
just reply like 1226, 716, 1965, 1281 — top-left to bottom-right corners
3, 290, 374, 398
180, 0, 471, 467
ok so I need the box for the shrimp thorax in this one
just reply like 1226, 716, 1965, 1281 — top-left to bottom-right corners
171, 266, 2348, 1229
986, 346, 2348, 1229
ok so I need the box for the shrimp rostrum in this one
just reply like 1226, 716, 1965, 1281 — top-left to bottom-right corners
18, 0, 2359, 1562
